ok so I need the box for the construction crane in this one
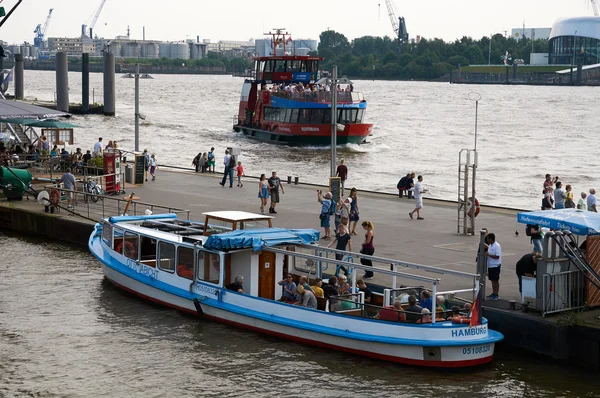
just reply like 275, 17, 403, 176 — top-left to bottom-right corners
591, 0, 599, 16
33, 8, 53, 48
384, 0, 409, 48
82, 0, 107, 38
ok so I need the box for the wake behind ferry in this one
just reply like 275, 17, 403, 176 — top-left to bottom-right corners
89, 211, 503, 368
233, 29, 373, 146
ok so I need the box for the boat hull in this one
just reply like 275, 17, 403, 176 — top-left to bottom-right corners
233, 124, 371, 146
98, 260, 498, 368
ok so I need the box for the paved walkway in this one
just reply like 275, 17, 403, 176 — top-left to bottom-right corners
65, 167, 528, 301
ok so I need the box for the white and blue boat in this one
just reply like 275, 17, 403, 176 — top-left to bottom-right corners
89, 211, 503, 368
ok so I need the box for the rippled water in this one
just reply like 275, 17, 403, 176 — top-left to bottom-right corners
20, 70, 600, 209
2, 232, 600, 397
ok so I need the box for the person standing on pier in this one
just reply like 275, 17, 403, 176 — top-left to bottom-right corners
336, 159, 348, 195
219, 150, 234, 188
258, 174, 270, 214
192, 152, 202, 173
317, 191, 334, 240
236, 161, 245, 187
208, 147, 216, 173
268, 171, 284, 214
543, 174, 559, 193
485, 233, 502, 301
554, 182, 566, 209
408, 175, 427, 220
588, 189, 597, 212
143, 149, 150, 182
397, 173, 410, 198
93, 137, 103, 157
360, 221, 375, 279
578, 192, 588, 211
150, 154, 157, 181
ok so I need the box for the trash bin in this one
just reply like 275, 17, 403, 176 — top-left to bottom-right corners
125, 165, 134, 184
0, 167, 33, 200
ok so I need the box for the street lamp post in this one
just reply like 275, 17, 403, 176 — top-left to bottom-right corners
573, 30, 578, 65
330, 65, 338, 177
488, 34, 492, 65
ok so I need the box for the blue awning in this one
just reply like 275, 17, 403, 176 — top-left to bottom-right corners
517, 209, 600, 236
203, 228, 320, 251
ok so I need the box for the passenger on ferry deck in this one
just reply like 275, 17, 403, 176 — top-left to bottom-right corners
294, 285, 318, 309
278, 274, 297, 302
447, 305, 461, 320
323, 276, 339, 298
405, 295, 424, 323
419, 290, 433, 311
416, 308, 432, 324
357, 279, 372, 304
226, 275, 244, 293
337, 275, 350, 295
435, 296, 446, 320
298, 276, 313, 293
375, 300, 405, 321
310, 278, 324, 298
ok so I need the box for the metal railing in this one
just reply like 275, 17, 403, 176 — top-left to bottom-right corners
270, 91, 363, 104
542, 269, 586, 316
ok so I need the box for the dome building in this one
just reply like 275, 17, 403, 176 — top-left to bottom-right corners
549, 16, 600, 65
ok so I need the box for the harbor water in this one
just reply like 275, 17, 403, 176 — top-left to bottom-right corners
1, 232, 600, 397
21, 71, 600, 210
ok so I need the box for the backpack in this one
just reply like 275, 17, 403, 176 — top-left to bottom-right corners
208, 152, 214, 160
328, 199, 336, 215
229, 155, 236, 168
525, 224, 533, 236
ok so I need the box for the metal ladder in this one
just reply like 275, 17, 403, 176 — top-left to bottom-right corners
550, 232, 600, 291
457, 149, 477, 235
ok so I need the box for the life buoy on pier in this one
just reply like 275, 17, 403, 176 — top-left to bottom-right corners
467, 197, 481, 218
116, 241, 136, 258
49, 189, 60, 207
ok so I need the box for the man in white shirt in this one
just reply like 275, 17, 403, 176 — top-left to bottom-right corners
408, 175, 427, 220
93, 137, 103, 157
587, 188, 597, 212
219, 150, 233, 188
485, 233, 502, 301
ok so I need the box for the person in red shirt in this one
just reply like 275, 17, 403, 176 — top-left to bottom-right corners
336, 158, 348, 195
236, 161, 245, 187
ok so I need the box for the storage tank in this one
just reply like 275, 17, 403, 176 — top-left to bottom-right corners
31, 46, 39, 59
190, 43, 205, 59
22, 46, 30, 57
295, 47, 310, 56
121, 42, 139, 58
141, 42, 159, 58
170, 42, 189, 60
293, 39, 318, 52
255, 39, 272, 57
158, 42, 171, 58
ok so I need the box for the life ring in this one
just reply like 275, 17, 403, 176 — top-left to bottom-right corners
467, 197, 481, 218
49, 189, 60, 207
452, 316, 471, 324
116, 241, 136, 257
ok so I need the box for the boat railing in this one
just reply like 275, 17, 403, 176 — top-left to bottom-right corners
42, 182, 190, 222
269, 91, 363, 104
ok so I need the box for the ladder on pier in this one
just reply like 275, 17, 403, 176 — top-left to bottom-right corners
457, 149, 477, 235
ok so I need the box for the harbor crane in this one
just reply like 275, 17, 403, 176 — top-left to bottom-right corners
33, 8, 53, 48
82, 0, 107, 38
384, 0, 409, 48
591, 0, 599, 16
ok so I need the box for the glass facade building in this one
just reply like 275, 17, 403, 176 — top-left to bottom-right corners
548, 17, 600, 65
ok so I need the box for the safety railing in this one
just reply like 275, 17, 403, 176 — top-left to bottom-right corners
542, 269, 586, 316
42, 183, 190, 221
270, 91, 363, 104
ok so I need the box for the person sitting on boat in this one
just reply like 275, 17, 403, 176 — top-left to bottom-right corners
417, 308, 432, 324
357, 279, 372, 304
310, 278, 324, 298
323, 276, 339, 298
405, 295, 424, 323
337, 275, 350, 296
435, 296, 447, 320
294, 285, 317, 309
447, 305, 461, 320
297, 276, 313, 293
375, 300, 405, 321
278, 274, 297, 303
226, 275, 244, 293
419, 290, 433, 312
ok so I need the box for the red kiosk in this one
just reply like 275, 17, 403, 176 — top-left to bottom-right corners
103, 149, 122, 194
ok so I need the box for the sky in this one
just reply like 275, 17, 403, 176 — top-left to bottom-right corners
0, 0, 597, 45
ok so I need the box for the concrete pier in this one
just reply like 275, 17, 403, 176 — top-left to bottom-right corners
103, 52, 116, 116
14, 53, 24, 100
56, 52, 69, 112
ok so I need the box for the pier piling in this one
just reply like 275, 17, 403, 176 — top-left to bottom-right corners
14, 53, 24, 100
82, 53, 89, 114
103, 52, 116, 116
56, 52, 69, 112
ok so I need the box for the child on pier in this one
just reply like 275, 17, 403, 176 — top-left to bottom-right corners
237, 161, 245, 187
150, 154, 157, 181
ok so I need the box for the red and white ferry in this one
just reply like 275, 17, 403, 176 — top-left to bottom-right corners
233, 29, 373, 146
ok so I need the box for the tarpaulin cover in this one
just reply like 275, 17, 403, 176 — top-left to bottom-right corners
0, 100, 70, 119
204, 228, 320, 251
517, 209, 600, 236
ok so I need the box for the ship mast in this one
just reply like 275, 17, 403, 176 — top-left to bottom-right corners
264, 28, 291, 56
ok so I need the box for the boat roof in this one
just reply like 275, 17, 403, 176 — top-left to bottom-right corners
204, 227, 319, 252
253, 55, 323, 61
202, 211, 274, 222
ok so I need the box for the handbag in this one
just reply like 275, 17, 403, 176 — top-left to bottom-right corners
319, 213, 327, 220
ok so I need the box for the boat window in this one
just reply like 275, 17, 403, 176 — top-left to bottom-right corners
112, 227, 124, 251
357, 109, 365, 123
123, 231, 139, 261
177, 246, 194, 280
310, 109, 325, 124
291, 60, 301, 72
290, 108, 299, 123
158, 241, 176, 273
275, 60, 286, 72
307, 60, 318, 73
299, 61, 307, 72
298, 109, 311, 124
323, 109, 332, 124
263, 60, 274, 73
349, 109, 358, 124
102, 222, 113, 247
277, 108, 286, 122
285, 108, 292, 123
139, 236, 157, 266
199, 252, 221, 284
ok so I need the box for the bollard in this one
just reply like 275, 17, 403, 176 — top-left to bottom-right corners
508, 300, 516, 310
287, 176, 292, 184
294, 177, 299, 185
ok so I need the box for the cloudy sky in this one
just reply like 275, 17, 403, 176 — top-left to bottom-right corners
1, 0, 596, 44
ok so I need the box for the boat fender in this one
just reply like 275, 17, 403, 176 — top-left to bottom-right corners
467, 197, 481, 218
115, 241, 135, 257
193, 298, 204, 316
451, 316, 471, 324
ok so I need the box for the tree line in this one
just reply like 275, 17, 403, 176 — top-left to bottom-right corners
314, 30, 550, 80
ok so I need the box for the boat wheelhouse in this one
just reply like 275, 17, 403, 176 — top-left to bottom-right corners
89, 212, 503, 368
233, 29, 373, 146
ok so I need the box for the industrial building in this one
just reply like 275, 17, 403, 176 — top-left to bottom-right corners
548, 16, 600, 65
510, 27, 552, 41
